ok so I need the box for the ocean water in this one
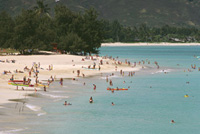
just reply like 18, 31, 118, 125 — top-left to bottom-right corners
1, 46, 200, 134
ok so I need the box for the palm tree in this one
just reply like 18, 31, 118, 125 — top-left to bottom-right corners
34, 0, 51, 17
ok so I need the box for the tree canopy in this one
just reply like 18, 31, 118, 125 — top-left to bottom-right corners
0, 1, 200, 55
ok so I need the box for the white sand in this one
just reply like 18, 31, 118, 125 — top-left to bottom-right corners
101, 42, 200, 46
0, 54, 140, 105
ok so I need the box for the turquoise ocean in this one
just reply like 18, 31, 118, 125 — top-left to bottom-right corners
1, 46, 200, 134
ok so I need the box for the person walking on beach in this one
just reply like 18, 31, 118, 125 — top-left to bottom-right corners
29, 71, 31, 77
77, 70, 80, 77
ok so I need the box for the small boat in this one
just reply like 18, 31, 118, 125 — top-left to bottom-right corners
8, 82, 34, 87
8, 80, 49, 88
8, 80, 24, 84
107, 88, 128, 91
184, 94, 189, 98
35, 83, 49, 88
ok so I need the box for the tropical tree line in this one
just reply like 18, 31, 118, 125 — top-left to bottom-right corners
0, 0, 200, 54
102, 20, 200, 43
0, 1, 103, 55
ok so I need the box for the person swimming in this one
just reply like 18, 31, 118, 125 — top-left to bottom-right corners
171, 120, 175, 123
93, 84, 96, 90
64, 101, 72, 106
89, 97, 93, 103
111, 102, 115, 105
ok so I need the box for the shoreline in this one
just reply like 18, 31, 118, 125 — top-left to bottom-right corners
101, 42, 200, 46
0, 54, 141, 106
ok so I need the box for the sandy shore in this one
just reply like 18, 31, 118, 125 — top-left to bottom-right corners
0, 54, 141, 106
101, 42, 200, 46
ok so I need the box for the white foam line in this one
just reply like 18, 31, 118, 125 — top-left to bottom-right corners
37, 112, 46, 116
25, 104, 41, 112
155, 69, 173, 73
0, 128, 25, 134
39, 92, 69, 99
101, 75, 122, 79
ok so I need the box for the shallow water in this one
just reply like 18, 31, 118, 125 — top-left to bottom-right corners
1, 46, 200, 134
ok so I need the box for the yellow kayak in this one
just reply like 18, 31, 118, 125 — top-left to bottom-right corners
184, 95, 189, 98
35, 83, 49, 88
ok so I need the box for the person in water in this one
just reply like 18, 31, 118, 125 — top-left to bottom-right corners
171, 120, 175, 123
111, 102, 115, 105
89, 97, 93, 103
44, 85, 46, 92
93, 84, 96, 90
60, 78, 63, 86
64, 101, 72, 105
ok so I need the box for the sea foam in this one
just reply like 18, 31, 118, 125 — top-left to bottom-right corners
25, 104, 41, 112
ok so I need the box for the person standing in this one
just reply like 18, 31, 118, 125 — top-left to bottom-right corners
60, 78, 63, 86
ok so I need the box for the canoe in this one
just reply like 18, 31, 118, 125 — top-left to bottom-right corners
35, 83, 49, 88
8, 82, 34, 87
8, 80, 24, 84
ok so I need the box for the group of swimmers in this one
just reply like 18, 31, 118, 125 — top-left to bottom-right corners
64, 101, 72, 106
64, 96, 114, 106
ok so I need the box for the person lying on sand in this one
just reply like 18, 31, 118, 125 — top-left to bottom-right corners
3, 70, 11, 74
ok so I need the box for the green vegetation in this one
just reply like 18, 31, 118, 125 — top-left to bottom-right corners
0, 1, 104, 55
1, 0, 200, 27
0, 0, 200, 55
103, 21, 200, 43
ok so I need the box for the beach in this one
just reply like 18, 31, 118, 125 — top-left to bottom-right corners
0, 45, 200, 133
0, 54, 140, 106
1, 42, 199, 106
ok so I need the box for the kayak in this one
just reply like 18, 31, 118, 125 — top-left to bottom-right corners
8, 80, 24, 83
8, 80, 24, 84
107, 88, 128, 91
8, 82, 34, 87
184, 95, 189, 98
35, 83, 49, 88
